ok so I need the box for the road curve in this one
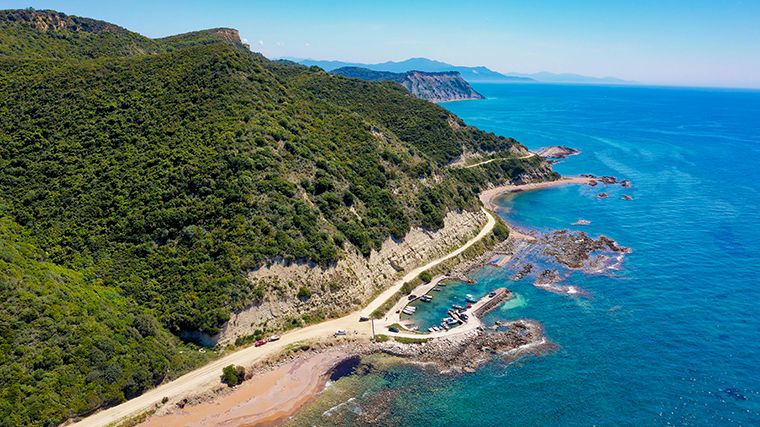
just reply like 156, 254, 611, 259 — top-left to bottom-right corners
72, 209, 496, 427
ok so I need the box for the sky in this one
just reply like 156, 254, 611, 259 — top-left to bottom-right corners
6, 0, 760, 88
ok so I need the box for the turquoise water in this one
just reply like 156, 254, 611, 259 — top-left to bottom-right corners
299, 84, 760, 426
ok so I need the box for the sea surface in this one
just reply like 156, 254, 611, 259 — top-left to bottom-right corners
290, 84, 760, 426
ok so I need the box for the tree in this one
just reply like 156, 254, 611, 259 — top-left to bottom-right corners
221, 365, 245, 386
418, 271, 433, 283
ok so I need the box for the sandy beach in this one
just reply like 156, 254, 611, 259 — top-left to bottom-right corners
140, 349, 355, 427
479, 177, 592, 211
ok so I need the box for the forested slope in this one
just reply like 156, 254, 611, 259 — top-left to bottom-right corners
0, 216, 210, 426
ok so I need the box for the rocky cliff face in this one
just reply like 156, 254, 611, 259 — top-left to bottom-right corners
401, 71, 486, 102
332, 67, 485, 102
211, 210, 487, 346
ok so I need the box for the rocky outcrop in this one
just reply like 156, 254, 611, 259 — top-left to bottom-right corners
536, 146, 580, 159
213, 28, 242, 43
212, 210, 487, 346
332, 67, 485, 102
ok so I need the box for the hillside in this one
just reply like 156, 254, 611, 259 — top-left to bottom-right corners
296, 57, 534, 83
0, 216, 211, 426
332, 66, 485, 102
0, 9, 557, 425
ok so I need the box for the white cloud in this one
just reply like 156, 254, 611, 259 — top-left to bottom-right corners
257, 40, 264, 46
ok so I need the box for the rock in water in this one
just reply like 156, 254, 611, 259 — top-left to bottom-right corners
536, 146, 581, 159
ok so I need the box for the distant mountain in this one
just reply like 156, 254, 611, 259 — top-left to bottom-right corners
290, 57, 632, 86
293, 57, 534, 83
332, 66, 485, 102
509, 71, 632, 85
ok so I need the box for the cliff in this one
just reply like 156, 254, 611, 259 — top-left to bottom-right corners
332, 66, 485, 102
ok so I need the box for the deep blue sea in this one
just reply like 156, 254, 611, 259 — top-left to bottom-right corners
293, 84, 760, 426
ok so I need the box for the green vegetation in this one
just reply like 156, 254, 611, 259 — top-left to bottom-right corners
297, 286, 313, 300
221, 364, 246, 387
0, 216, 210, 426
393, 336, 431, 344
418, 270, 433, 283
0, 9, 556, 425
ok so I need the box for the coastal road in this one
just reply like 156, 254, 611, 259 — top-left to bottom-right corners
73, 209, 496, 427
456, 152, 537, 169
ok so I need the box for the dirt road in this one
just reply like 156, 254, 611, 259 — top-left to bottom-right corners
72, 209, 495, 427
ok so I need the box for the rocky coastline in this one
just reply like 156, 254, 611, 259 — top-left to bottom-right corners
141, 174, 631, 426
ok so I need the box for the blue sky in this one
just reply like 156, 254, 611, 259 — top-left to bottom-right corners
6, 0, 760, 88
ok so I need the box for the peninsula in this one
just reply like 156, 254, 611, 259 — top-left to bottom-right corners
332, 66, 486, 102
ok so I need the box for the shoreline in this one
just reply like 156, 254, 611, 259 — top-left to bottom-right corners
479, 176, 593, 211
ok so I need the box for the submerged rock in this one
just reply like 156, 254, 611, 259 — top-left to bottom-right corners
538, 229, 630, 270
510, 263, 534, 280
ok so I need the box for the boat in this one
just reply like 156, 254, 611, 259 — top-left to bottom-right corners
402, 307, 416, 315
432, 287, 441, 291
428, 327, 435, 333
452, 304, 464, 310
420, 295, 433, 302
465, 294, 477, 303
441, 323, 450, 330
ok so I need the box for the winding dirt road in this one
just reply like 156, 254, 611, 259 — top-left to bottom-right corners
456, 152, 537, 169
72, 209, 496, 427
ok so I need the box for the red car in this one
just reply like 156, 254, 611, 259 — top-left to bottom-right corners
255, 339, 268, 347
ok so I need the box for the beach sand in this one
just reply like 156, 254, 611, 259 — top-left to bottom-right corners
140, 350, 353, 427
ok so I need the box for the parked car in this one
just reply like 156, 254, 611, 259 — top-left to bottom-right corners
359, 316, 370, 322
268, 335, 281, 341
254, 339, 268, 347
388, 327, 400, 333
408, 294, 417, 301
335, 329, 347, 336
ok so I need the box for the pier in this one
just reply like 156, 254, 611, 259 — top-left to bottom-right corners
471, 288, 511, 317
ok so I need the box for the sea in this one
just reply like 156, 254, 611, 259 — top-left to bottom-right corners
289, 84, 760, 426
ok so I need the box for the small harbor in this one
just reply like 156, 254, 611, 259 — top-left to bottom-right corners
386, 271, 513, 337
